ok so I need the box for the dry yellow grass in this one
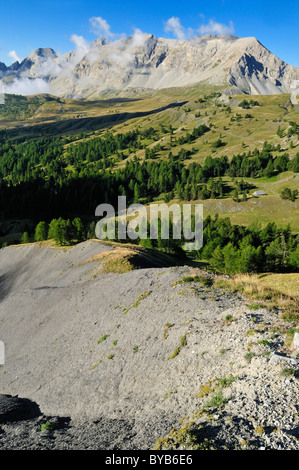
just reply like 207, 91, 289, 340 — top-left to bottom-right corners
98, 249, 136, 274
81, 238, 181, 273
214, 272, 299, 321
215, 272, 298, 297
251, 273, 299, 298
82, 245, 138, 274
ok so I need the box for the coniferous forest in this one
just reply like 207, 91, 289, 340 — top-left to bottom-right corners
0, 117, 298, 274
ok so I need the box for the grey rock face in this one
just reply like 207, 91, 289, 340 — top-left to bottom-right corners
0, 62, 8, 76
1, 34, 298, 98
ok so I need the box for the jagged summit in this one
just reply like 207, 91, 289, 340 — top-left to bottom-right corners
1, 34, 298, 98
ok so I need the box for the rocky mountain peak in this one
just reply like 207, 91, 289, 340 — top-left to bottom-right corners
1, 34, 298, 98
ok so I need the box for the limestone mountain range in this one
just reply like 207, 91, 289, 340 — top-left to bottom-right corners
1, 33, 299, 98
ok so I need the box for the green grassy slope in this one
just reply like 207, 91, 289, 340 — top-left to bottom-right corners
0, 85, 298, 233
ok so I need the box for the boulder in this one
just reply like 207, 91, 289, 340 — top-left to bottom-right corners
0, 394, 41, 423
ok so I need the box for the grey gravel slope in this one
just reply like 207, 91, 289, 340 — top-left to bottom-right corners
0, 241, 298, 450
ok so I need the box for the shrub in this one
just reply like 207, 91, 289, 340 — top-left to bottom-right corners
98, 334, 109, 344
20, 232, 30, 244
281, 367, 296, 377
204, 390, 228, 409
168, 334, 188, 360
40, 421, 54, 432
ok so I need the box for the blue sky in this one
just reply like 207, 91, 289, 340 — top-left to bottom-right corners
1, 0, 298, 66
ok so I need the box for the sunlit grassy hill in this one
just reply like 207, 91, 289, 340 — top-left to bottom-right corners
0, 84, 298, 235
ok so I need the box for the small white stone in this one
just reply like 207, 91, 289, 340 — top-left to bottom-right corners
291, 332, 299, 351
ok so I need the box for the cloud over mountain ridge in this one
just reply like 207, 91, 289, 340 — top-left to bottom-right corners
1, 31, 299, 99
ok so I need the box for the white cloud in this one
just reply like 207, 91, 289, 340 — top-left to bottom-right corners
68, 18, 149, 70
34, 57, 63, 78
8, 50, 23, 63
70, 34, 91, 55
164, 17, 186, 40
198, 19, 235, 35
129, 28, 147, 48
164, 16, 235, 40
4, 77, 51, 95
108, 28, 148, 68
68, 34, 93, 65
89, 16, 114, 38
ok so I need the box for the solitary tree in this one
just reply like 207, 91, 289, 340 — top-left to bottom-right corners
34, 221, 48, 242
72, 217, 85, 242
20, 232, 30, 244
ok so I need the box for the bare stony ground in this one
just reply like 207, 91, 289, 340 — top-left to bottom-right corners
0, 240, 298, 450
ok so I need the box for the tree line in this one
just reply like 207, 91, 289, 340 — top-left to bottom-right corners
17, 214, 299, 275
0, 145, 298, 224
196, 216, 298, 274
1, 125, 298, 276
